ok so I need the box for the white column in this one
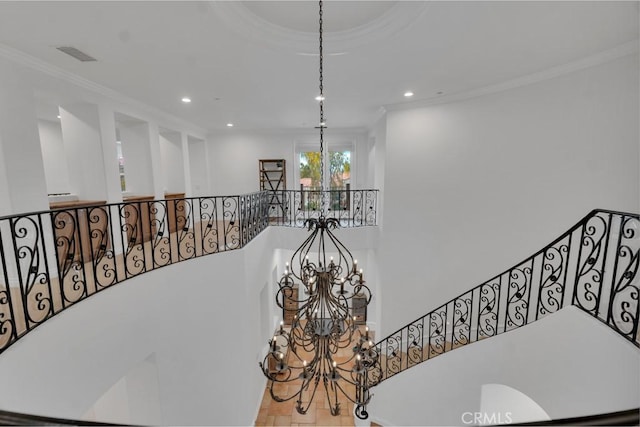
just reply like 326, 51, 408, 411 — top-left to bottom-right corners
38, 119, 71, 195
181, 132, 192, 197
187, 136, 209, 197
0, 142, 11, 215
118, 121, 154, 196
159, 131, 186, 195
97, 105, 123, 203
147, 122, 164, 200
59, 104, 109, 201
0, 58, 48, 215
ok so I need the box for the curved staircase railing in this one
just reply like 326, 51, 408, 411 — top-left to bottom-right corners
0, 189, 378, 355
371, 209, 639, 385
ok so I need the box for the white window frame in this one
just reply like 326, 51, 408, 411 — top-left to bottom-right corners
294, 140, 356, 191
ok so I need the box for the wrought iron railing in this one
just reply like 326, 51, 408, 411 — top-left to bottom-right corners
265, 189, 378, 227
508, 407, 639, 426
0, 189, 378, 355
370, 209, 639, 385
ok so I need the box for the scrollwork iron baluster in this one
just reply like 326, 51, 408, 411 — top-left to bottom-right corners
505, 261, 533, 331
11, 215, 54, 328
222, 196, 240, 250
477, 278, 500, 339
199, 197, 220, 255
365, 191, 377, 226
573, 213, 612, 318
452, 292, 472, 348
0, 223, 18, 350
407, 319, 424, 366
607, 215, 639, 343
352, 191, 363, 227
87, 205, 117, 290
51, 209, 87, 305
428, 305, 447, 358
176, 198, 196, 261
536, 236, 570, 320
149, 201, 172, 268
385, 333, 402, 378
120, 202, 146, 277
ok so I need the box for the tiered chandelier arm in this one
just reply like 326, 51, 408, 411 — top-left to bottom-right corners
259, 219, 379, 418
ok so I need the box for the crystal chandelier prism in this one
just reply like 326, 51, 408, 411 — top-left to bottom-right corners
258, 1, 378, 419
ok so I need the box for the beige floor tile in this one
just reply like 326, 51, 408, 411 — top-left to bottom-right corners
316, 408, 342, 426
340, 415, 354, 426
273, 415, 292, 426
256, 327, 378, 426
256, 407, 268, 424
260, 392, 272, 409
291, 404, 316, 424
268, 399, 296, 416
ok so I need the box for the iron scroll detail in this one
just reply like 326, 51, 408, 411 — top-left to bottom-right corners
372, 209, 640, 386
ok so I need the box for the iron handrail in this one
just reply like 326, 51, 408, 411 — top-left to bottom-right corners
0, 408, 125, 425
506, 407, 639, 426
0, 189, 378, 356
370, 209, 639, 386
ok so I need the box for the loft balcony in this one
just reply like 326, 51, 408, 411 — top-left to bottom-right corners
0, 189, 379, 354
0, 191, 637, 425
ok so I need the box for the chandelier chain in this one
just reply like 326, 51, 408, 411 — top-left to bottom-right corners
318, 0, 325, 192
259, 2, 378, 419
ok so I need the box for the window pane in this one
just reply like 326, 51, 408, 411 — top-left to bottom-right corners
329, 150, 350, 190
116, 140, 126, 192
299, 151, 321, 190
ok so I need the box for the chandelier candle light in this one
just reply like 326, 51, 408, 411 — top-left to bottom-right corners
259, 1, 379, 419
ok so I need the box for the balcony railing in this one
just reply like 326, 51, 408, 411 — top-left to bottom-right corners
369, 209, 639, 386
0, 189, 378, 355
265, 189, 378, 227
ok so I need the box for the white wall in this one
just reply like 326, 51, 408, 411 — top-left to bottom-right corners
159, 132, 185, 194
369, 307, 640, 426
187, 136, 209, 197
0, 57, 48, 214
38, 119, 70, 195
0, 229, 280, 425
59, 104, 109, 201
0, 46, 207, 214
207, 130, 372, 196
82, 353, 163, 425
0, 224, 633, 426
118, 120, 154, 196
378, 54, 639, 336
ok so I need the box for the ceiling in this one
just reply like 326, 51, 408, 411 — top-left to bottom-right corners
0, 1, 637, 132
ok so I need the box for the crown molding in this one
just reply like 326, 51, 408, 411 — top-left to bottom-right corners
0, 42, 207, 136
212, 1, 429, 54
384, 40, 639, 113
207, 126, 369, 139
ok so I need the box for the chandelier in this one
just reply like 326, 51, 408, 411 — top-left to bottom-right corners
259, 1, 378, 420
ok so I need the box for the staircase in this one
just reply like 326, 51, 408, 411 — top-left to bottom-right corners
369, 209, 639, 385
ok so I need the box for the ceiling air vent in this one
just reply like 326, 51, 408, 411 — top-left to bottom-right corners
56, 46, 97, 62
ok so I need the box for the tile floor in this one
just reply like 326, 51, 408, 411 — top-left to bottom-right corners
255, 326, 375, 426
255, 389, 357, 427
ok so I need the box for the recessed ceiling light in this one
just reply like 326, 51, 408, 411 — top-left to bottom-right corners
181, 97, 191, 103
57, 115, 61, 119
226, 123, 234, 127
315, 95, 325, 101
404, 91, 414, 97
